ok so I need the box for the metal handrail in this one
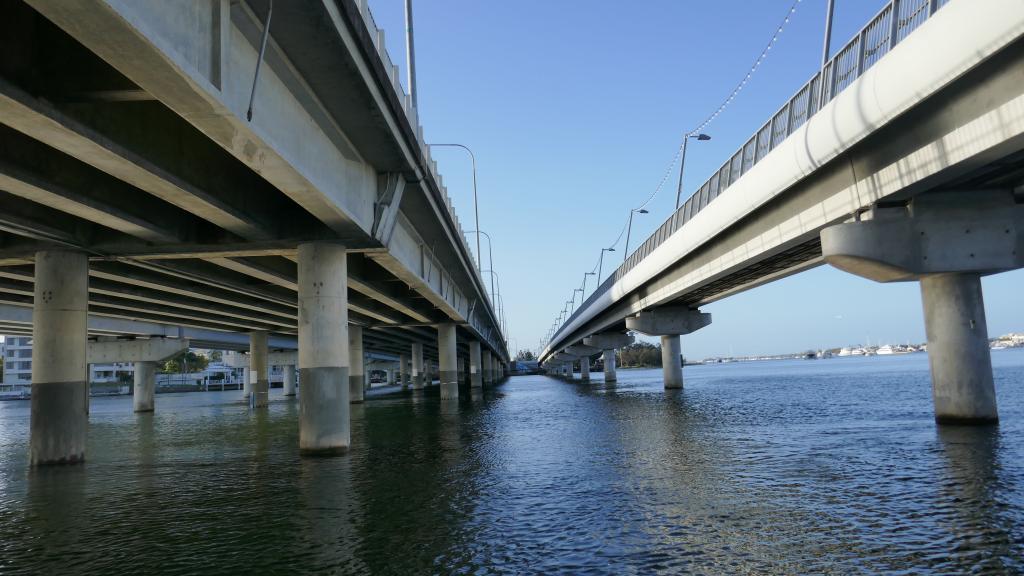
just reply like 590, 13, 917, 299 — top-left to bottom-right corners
553, 0, 949, 346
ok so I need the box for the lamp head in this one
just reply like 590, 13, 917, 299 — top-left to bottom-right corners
693, 133, 711, 141
638, 209, 649, 214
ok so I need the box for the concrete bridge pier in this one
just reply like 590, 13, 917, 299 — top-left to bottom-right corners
438, 323, 459, 399
470, 341, 482, 388
242, 366, 251, 400
584, 333, 634, 383
580, 359, 590, 381
133, 361, 157, 413
297, 243, 350, 455
482, 351, 492, 386
30, 250, 89, 466
566, 345, 599, 383
626, 307, 711, 390
250, 331, 269, 407
411, 343, 425, 389
822, 191, 1024, 424
399, 354, 409, 389
283, 365, 296, 396
349, 325, 365, 403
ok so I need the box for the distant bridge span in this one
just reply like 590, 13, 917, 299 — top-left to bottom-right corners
543, 0, 1024, 425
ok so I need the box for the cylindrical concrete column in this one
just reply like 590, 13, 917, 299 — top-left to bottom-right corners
349, 324, 365, 403
580, 356, 590, 382
387, 368, 395, 386
399, 353, 409, 389
297, 242, 350, 455
250, 330, 269, 407
242, 366, 251, 398
482, 351, 492, 385
469, 341, 482, 388
30, 250, 89, 466
661, 335, 683, 389
283, 364, 296, 396
133, 361, 156, 412
411, 343, 424, 389
920, 274, 998, 424
603, 349, 617, 383
438, 323, 458, 399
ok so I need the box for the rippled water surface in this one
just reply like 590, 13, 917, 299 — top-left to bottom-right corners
2, 351, 1024, 574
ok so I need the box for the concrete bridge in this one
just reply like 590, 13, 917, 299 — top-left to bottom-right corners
0, 0, 508, 465
542, 0, 1024, 425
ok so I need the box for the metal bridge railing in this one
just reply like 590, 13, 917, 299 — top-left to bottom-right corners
554, 0, 950, 343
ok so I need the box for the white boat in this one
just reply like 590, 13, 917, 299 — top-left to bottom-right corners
991, 344, 1008, 350
877, 345, 895, 355
838, 347, 853, 357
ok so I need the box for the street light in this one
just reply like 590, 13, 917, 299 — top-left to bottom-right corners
582, 271, 596, 299
465, 229, 495, 300
623, 208, 649, 263
674, 133, 712, 209
597, 247, 616, 284
431, 143, 481, 272
571, 288, 584, 313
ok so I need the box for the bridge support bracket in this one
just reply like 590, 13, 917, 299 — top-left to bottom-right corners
821, 190, 1024, 425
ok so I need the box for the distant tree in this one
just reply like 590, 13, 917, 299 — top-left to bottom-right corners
162, 351, 211, 373
515, 349, 536, 361
618, 342, 663, 367
208, 350, 223, 362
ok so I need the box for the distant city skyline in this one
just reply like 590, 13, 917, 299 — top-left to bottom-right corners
368, 0, 1024, 358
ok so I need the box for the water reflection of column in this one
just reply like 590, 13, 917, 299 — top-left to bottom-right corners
298, 457, 361, 570
935, 425, 1011, 570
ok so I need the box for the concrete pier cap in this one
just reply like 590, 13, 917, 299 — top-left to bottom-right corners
625, 306, 711, 337
821, 190, 1024, 425
626, 306, 710, 390
583, 332, 634, 351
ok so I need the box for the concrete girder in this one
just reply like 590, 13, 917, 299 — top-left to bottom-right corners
86, 337, 189, 364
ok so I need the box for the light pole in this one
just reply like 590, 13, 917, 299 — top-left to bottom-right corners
482, 268, 504, 334
597, 247, 616, 284
465, 229, 495, 300
571, 288, 584, 314
674, 133, 711, 209
819, 0, 836, 105
582, 271, 596, 299
404, 0, 418, 109
431, 143, 480, 272
623, 208, 649, 263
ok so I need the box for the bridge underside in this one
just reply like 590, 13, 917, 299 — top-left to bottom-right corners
0, 0, 506, 364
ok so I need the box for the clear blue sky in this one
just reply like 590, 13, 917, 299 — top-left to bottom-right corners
368, 0, 1024, 359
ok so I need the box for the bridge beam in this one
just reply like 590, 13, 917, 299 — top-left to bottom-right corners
626, 306, 711, 389
822, 191, 1024, 424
